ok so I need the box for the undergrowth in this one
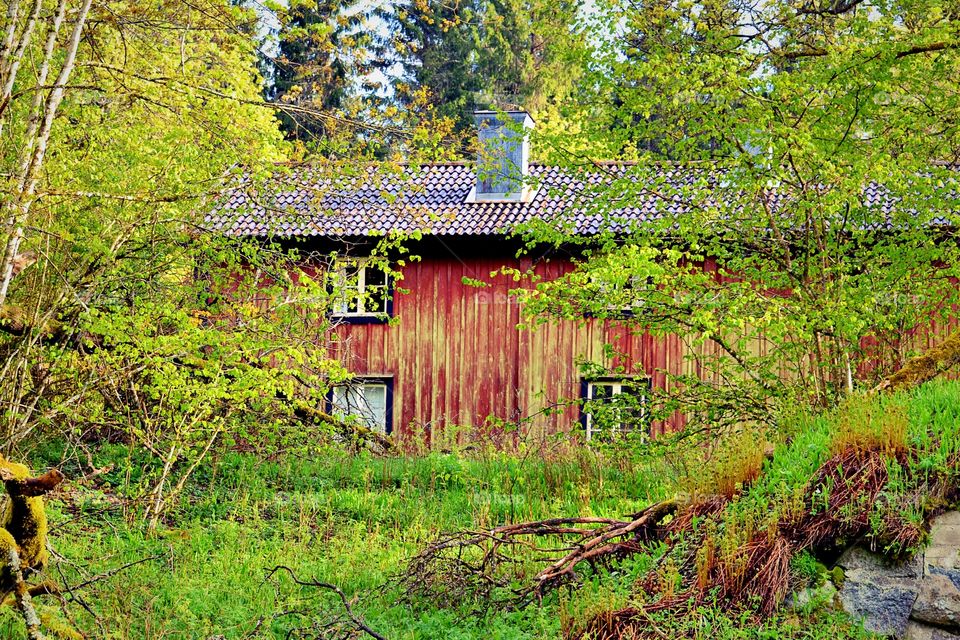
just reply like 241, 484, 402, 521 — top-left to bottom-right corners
570, 382, 960, 638
2, 380, 957, 639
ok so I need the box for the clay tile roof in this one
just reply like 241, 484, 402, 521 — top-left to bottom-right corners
205, 162, 703, 237
205, 163, 955, 238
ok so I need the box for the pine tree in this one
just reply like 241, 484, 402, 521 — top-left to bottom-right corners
270, 0, 371, 141
372, 0, 584, 134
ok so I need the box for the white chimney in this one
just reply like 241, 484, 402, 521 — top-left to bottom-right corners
472, 110, 535, 203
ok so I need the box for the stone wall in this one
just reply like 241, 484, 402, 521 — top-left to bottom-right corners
831, 511, 960, 639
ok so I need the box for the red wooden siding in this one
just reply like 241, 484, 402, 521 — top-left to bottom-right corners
317, 251, 958, 445
326, 252, 960, 444
329, 254, 695, 443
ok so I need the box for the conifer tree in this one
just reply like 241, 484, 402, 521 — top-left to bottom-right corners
372, 0, 584, 134
270, 0, 371, 141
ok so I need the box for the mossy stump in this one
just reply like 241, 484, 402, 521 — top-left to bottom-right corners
0, 457, 64, 640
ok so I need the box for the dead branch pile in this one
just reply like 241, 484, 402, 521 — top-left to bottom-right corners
401, 444, 958, 638
400, 501, 679, 610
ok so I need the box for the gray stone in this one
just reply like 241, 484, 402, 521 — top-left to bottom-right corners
930, 567, 960, 591
928, 548, 960, 573
818, 516, 960, 638
838, 546, 924, 580
929, 514, 960, 558
834, 547, 927, 637
907, 621, 960, 640
912, 575, 960, 631
839, 578, 919, 637
931, 534, 960, 557
933, 513, 960, 528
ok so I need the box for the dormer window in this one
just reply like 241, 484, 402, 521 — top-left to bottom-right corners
469, 110, 536, 203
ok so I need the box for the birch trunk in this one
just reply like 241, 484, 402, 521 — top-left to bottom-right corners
0, 1, 22, 76
0, 0, 44, 125
0, 0, 89, 307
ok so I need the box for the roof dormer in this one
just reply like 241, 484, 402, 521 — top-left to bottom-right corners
470, 110, 535, 203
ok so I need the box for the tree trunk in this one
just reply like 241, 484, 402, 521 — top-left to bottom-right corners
0, 0, 43, 124
0, 0, 88, 306
874, 328, 960, 392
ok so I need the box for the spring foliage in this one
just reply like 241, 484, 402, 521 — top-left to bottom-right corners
0, 0, 363, 526
516, 0, 960, 434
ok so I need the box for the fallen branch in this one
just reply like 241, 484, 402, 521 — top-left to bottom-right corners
401, 437, 954, 640
400, 500, 680, 609
62, 554, 161, 594
530, 500, 678, 594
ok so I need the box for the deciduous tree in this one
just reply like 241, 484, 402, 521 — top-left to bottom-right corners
0, 0, 370, 528
522, 0, 960, 434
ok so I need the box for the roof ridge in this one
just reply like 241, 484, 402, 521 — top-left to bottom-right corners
263, 159, 728, 171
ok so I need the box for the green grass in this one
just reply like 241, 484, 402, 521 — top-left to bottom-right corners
9, 380, 960, 639
30, 448, 666, 640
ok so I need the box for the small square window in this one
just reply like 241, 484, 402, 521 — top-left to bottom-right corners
328, 260, 391, 322
587, 274, 654, 318
330, 378, 393, 434
581, 377, 649, 441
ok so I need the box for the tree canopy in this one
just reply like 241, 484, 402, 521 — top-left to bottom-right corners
0, 0, 371, 528
519, 0, 960, 434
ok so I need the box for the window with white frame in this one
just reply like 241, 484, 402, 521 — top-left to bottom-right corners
581, 377, 649, 441
330, 379, 391, 434
587, 273, 653, 317
329, 260, 390, 319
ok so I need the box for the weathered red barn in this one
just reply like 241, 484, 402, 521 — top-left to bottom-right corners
206, 111, 701, 443
206, 111, 952, 444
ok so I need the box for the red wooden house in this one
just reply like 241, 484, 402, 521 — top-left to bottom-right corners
205, 111, 933, 444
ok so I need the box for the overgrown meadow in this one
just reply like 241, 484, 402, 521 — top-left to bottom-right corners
2, 381, 956, 639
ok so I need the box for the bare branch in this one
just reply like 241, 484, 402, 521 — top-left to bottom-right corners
400, 500, 680, 609
264, 565, 389, 640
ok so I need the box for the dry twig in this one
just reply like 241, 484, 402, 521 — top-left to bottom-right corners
264, 565, 388, 640
400, 501, 679, 609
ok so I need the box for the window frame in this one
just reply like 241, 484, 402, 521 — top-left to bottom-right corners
584, 274, 655, 319
326, 376, 394, 435
579, 375, 650, 442
328, 259, 393, 325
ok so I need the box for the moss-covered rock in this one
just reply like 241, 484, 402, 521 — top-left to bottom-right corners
830, 566, 846, 590
1, 459, 50, 573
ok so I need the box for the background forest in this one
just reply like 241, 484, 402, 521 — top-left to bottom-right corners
1, 0, 960, 638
